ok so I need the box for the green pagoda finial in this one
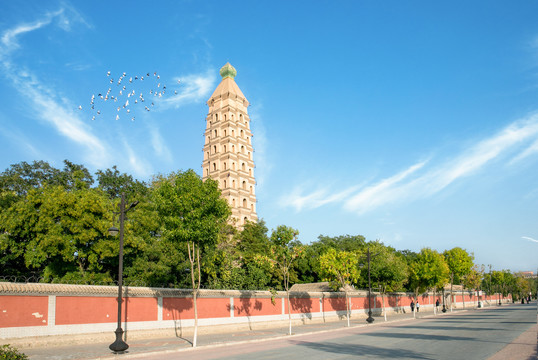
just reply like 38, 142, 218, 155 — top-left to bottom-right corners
220, 62, 237, 80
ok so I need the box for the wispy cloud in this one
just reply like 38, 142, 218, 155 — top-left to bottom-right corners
161, 70, 217, 109
249, 102, 272, 190
149, 124, 172, 162
522, 236, 538, 243
282, 113, 538, 215
0, 7, 109, 168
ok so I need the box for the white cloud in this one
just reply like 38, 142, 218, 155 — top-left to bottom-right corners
121, 138, 153, 178
522, 236, 538, 243
249, 102, 271, 190
161, 70, 217, 109
0, 8, 109, 168
149, 124, 172, 162
282, 113, 538, 215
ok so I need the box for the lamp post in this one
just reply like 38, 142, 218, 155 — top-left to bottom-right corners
364, 247, 378, 324
108, 193, 138, 353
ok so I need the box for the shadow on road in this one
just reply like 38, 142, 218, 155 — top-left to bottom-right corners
290, 340, 435, 360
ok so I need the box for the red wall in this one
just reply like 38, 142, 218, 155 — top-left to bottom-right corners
235, 297, 281, 316
56, 297, 157, 325
163, 298, 230, 320
0, 296, 48, 328
286, 297, 320, 314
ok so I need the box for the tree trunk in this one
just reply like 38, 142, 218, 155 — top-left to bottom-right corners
188, 242, 200, 348
450, 274, 454, 312
285, 269, 292, 335
382, 288, 387, 322
345, 290, 350, 327
461, 284, 465, 310
433, 288, 436, 315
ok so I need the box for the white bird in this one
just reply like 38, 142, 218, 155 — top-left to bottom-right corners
129, 77, 133, 83
92, 116, 95, 121
126, 109, 130, 113
97, 110, 101, 115
78, 105, 82, 110
107, 71, 111, 76
116, 114, 120, 120
131, 117, 135, 121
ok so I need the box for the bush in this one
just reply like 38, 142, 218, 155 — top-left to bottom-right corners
0, 345, 28, 360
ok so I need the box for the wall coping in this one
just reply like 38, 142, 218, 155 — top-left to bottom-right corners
0, 282, 487, 298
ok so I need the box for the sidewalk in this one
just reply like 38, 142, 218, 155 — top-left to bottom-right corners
16, 307, 469, 360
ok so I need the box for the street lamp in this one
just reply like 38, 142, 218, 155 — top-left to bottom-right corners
108, 193, 138, 353
363, 247, 379, 324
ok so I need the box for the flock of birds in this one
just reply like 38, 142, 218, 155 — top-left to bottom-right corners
78, 71, 180, 121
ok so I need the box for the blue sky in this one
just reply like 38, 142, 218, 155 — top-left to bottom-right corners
1, 1, 537, 272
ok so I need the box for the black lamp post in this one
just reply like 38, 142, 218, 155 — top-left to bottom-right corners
108, 193, 138, 353
364, 247, 378, 324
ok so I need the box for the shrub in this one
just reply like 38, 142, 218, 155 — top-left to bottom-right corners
0, 344, 28, 360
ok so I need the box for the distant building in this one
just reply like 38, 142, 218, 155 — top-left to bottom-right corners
202, 63, 257, 226
520, 271, 535, 278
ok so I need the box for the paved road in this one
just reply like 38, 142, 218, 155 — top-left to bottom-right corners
137, 303, 537, 360
22, 302, 536, 360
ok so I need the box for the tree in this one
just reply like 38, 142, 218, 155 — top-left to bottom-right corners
444, 247, 474, 311
319, 248, 360, 327
367, 242, 408, 320
409, 248, 449, 317
152, 170, 230, 347
464, 264, 484, 307
0, 185, 114, 282
96, 166, 148, 200
256, 225, 302, 335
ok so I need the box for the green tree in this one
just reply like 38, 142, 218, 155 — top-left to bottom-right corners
152, 169, 230, 347
444, 247, 474, 311
96, 166, 148, 200
366, 242, 408, 320
256, 225, 302, 335
409, 248, 449, 316
319, 248, 360, 327
464, 264, 484, 307
1, 185, 114, 282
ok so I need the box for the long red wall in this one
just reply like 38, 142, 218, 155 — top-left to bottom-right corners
0, 285, 511, 339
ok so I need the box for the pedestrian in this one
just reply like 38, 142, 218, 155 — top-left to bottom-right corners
527, 296, 531, 304
436, 299, 440, 311
416, 301, 420, 312
410, 300, 415, 312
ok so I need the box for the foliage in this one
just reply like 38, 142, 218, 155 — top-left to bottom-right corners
0, 184, 114, 282
366, 242, 409, 292
151, 169, 230, 347
0, 344, 28, 360
464, 264, 484, 292
444, 247, 474, 285
96, 165, 148, 200
319, 248, 360, 291
409, 248, 449, 295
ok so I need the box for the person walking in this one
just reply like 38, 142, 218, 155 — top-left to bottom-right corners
436, 299, 440, 312
416, 301, 420, 312
410, 301, 415, 313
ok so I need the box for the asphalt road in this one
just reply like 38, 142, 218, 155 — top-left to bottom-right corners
137, 303, 537, 360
